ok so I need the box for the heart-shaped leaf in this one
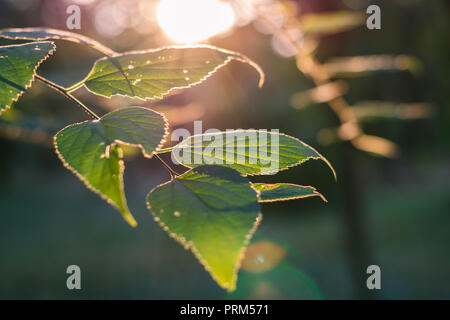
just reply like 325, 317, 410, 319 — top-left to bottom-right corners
0, 41, 55, 113
55, 107, 168, 227
0, 27, 116, 56
252, 183, 327, 203
147, 165, 261, 291
171, 130, 336, 178
78, 45, 264, 100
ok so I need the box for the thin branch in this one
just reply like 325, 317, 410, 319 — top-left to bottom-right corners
154, 153, 181, 178
35, 74, 100, 120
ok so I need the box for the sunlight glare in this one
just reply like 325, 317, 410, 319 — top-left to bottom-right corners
156, 0, 236, 44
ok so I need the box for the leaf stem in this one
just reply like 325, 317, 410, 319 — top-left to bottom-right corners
156, 147, 173, 154
66, 81, 85, 93
35, 74, 100, 120
154, 153, 181, 177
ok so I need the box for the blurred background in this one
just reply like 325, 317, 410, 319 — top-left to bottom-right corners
0, 0, 449, 299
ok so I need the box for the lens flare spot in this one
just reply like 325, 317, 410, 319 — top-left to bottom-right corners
242, 241, 287, 273
156, 0, 235, 44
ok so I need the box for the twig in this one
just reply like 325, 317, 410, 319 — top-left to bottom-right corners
35, 74, 100, 120
154, 153, 181, 178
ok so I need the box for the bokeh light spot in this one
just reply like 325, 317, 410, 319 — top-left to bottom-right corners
242, 241, 287, 273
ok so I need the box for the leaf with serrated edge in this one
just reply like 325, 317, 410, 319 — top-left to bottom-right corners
252, 183, 327, 203
171, 130, 336, 178
55, 107, 168, 227
147, 165, 262, 291
0, 28, 116, 56
0, 41, 55, 113
80, 45, 264, 100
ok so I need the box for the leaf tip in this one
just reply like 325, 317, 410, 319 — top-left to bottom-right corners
316, 190, 328, 203
232, 54, 265, 88
323, 155, 337, 182
123, 210, 138, 227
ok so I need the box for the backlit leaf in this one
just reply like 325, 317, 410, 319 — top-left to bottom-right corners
171, 130, 336, 178
252, 183, 327, 203
80, 45, 264, 100
0, 27, 116, 56
0, 41, 55, 113
147, 165, 261, 291
55, 107, 168, 227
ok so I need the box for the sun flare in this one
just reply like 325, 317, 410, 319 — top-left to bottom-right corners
156, 0, 236, 44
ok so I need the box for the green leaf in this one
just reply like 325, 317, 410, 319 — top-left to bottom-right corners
55, 107, 168, 227
147, 165, 261, 291
322, 55, 423, 77
351, 101, 434, 121
252, 183, 327, 203
0, 41, 55, 113
301, 11, 365, 36
79, 45, 264, 100
171, 130, 336, 178
0, 27, 116, 56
